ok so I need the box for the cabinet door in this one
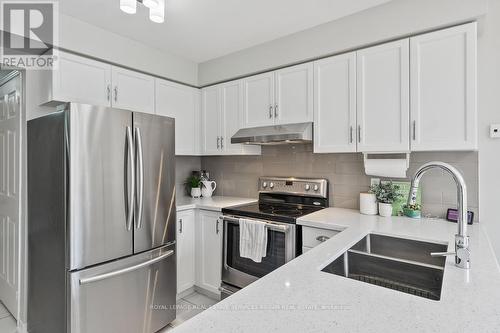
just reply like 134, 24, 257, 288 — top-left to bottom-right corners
155, 79, 201, 155
195, 210, 222, 295
220, 81, 261, 155
51, 51, 112, 106
313, 53, 357, 153
357, 39, 410, 152
242, 72, 275, 128
176, 210, 195, 294
274, 63, 313, 125
410, 23, 477, 151
201, 86, 221, 155
111, 67, 155, 114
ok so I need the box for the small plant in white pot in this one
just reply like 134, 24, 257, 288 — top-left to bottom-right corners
370, 181, 403, 217
186, 175, 202, 198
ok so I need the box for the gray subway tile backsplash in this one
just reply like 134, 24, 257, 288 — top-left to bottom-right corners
177, 145, 479, 220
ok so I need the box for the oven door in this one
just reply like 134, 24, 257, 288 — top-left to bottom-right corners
221, 216, 296, 289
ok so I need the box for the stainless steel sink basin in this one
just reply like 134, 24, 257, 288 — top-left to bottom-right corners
322, 233, 448, 301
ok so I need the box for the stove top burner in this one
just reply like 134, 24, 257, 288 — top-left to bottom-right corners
222, 202, 324, 224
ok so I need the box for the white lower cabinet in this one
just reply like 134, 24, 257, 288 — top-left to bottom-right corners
176, 210, 196, 294
302, 226, 340, 249
195, 210, 223, 296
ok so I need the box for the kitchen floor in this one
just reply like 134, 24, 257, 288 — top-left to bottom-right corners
160, 291, 219, 332
0, 302, 16, 333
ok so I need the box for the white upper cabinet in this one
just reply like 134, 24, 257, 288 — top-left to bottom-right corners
155, 79, 201, 155
410, 23, 477, 151
201, 86, 221, 155
111, 67, 155, 114
274, 63, 313, 124
242, 72, 275, 128
176, 210, 196, 295
356, 39, 410, 152
44, 51, 112, 107
313, 52, 357, 153
220, 81, 261, 155
201, 81, 261, 156
242, 65, 313, 128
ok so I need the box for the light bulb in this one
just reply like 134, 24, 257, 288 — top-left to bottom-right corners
143, 0, 159, 9
149, 0, 165, 23
120, 0, 136, 14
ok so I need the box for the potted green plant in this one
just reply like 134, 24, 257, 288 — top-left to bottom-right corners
403, 203, 422, 218
370, 181, 403, 217
186, 175, 202, 198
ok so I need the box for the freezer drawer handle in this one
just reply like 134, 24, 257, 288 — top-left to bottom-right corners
79, 249, 174, 285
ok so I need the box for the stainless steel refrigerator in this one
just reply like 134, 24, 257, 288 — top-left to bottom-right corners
27, 103, 176, 333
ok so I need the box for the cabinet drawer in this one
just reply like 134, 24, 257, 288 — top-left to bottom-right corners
302, 226, 340, 248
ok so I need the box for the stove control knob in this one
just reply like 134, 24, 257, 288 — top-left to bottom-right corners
313, 184, 319, 192
269, 182, 275, 189
304, 184, 311, 191
262, 181, 268, 188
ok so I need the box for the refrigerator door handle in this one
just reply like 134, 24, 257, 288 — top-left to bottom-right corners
134, 127, 145, 229
125, 126, 135, 231
79, 249, 174, 285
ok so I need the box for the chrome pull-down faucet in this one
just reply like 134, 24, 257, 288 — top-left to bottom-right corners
407, 161, 470, 269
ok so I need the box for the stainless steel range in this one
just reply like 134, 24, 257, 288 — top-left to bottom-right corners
219, 177, 329, 298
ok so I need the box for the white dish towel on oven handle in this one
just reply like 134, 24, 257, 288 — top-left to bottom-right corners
239, 218, 268, 263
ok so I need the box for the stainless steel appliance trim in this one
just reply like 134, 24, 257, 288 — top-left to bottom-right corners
221, 215, 295, 289
220, 215, 289, 232
134, 127, 144, 229
258, 176, 328, 199
125, 126, 135, 231
79, 249, 174, 285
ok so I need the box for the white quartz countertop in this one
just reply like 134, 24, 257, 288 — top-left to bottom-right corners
171, 207, 500, 332
176, 196, 257, 212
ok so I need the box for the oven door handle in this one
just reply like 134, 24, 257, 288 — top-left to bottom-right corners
220, 215, 290, 232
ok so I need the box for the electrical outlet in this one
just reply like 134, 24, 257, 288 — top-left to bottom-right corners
490, 124, 500, 138
370, 178, 380, 187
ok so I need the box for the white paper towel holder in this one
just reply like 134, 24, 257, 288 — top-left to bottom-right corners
363, 152, 410, 168
363, 152, 410, 178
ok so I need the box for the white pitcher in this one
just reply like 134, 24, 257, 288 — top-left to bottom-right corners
201, 180, 217, 198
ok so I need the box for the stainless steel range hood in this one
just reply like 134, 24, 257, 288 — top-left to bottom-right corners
231, 122, 313, 145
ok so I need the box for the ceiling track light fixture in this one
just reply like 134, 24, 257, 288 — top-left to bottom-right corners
120, 0, 165, 23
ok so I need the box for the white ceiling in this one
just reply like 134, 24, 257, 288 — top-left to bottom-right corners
60, 0, 391, 63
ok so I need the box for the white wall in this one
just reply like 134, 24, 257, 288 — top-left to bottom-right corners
477, 1, 500, 265
198, 0, 488, 85
60, 14, 198, 86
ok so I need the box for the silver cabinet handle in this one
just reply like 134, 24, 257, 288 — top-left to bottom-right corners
221, 137, 224, 149
125, 126, 135, 231
269, 106, 273, 119
350, 126, 354, 144
316, 235, 330, 243
114, 86, 118, 102
216, 136, 220, 149
107, 84, 111, 101
274, 105, 278, 118
357, 125, 361, 143
412, 120, 416, 141
134, 127, 144, 229
179, 218, 183, 234
79, 249, 174, 285
216, 219, 220, 234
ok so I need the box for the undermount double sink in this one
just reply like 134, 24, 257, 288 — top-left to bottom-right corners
322, 233, 448, 301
